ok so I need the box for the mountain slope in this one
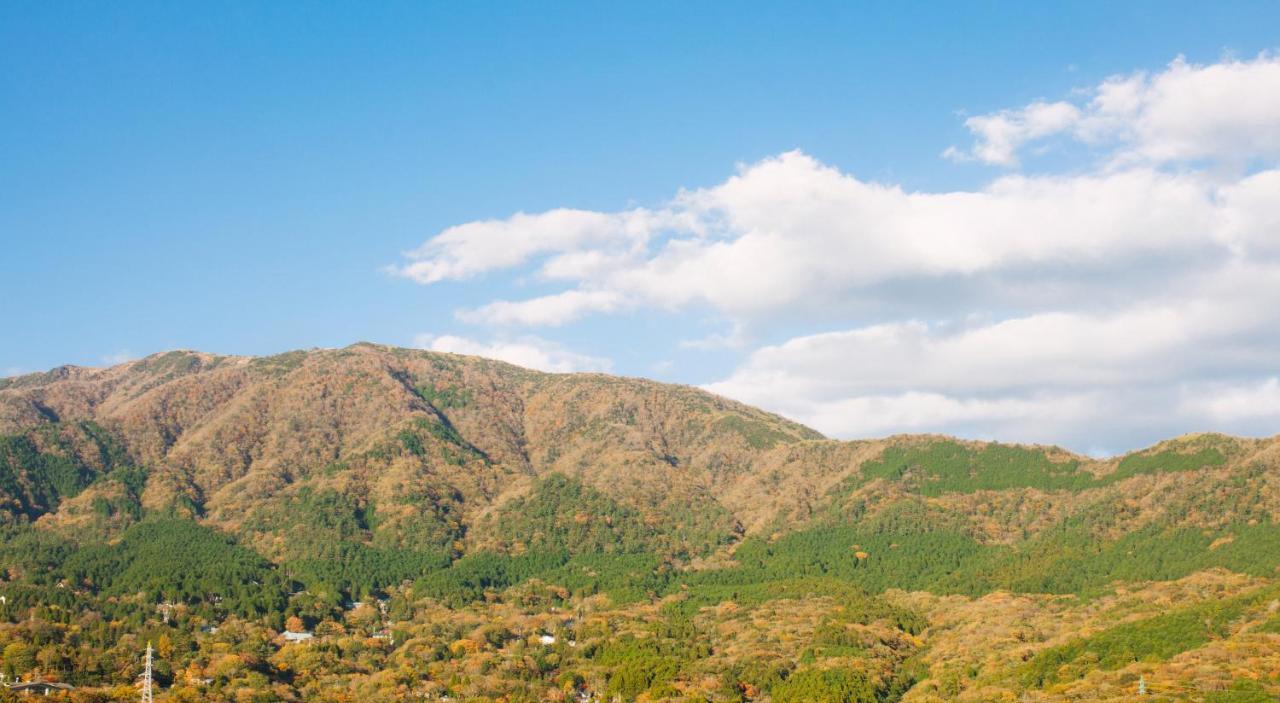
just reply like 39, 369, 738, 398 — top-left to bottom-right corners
2, 345, 1279, 702
2, 345, 1277, 560
0, 345, 826, 550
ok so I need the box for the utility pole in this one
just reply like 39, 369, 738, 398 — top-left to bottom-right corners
140, 641, 154, 703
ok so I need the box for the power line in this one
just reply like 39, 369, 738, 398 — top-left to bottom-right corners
140, 642, 153, 703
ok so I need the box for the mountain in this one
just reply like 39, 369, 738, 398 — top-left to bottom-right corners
0, 344, 1277, 702
0, 344, 823, 547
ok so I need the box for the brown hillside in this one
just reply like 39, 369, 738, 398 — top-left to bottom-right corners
3, 344, 1277, 558
0, 345, 834, 546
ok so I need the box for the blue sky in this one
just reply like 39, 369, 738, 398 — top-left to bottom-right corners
3, 2, 1280, 453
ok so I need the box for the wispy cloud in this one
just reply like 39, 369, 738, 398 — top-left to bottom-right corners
413, 333, 611, 374
680, 321, 749, 350
458, 290, 625, 327
942, 100, 1081, 166
102, 350, 137, 366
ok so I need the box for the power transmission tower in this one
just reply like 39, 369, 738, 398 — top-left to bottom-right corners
140, 641, 154, 703
1138, 675, 1147, 696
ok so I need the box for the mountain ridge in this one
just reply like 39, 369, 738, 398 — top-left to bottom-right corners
3, 344, 1264, 459
2, 343, 1273, 551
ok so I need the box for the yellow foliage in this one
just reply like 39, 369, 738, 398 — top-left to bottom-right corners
450, 638, 481, 656
156, 633, 174, 658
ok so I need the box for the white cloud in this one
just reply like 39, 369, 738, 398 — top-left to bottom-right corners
394, 55, 1280, 450
709, 270, 1278, 398
630, 157, 1222, 315
943, 101, 1081, 166
413, 333, 612, 373
949, 54, 1280, 167
1182, 378, 1280, 423
102, 351, 136, 366
392, 208, 692, 284
680, 321, 749, 350
1215, 169, 1280, 255
402, 152, 1242, 326
783, 390, 1102, 443
701, 258, 1280, 447
458, 289, 625, 327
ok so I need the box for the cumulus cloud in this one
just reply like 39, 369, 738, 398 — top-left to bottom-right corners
395, 55, 1280, 450
413, 333, 612, 373
709, 263, 1280, 398
943, 101, 1081, 166
703, 265, 1280, 447
949, 54, 1280, 167
458, 289, 625, 327
414, 153, 1253, 327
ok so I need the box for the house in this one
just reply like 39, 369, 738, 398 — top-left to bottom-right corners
6, 680, 76, 695
283, 631, 314, 643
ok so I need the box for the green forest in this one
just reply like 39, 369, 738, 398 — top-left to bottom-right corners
0, 421, 1276, 702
